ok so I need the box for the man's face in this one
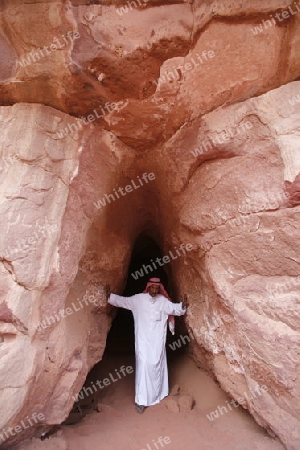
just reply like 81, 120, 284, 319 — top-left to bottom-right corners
148, 284, 160, 297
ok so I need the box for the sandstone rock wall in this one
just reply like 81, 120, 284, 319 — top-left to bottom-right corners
151, 82, 300, 449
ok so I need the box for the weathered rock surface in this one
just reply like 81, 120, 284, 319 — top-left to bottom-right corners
0, 1, 299, 449
157, 81, 300, 450
0, 0, 299, 148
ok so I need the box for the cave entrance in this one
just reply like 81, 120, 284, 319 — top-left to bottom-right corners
105, 234, 187, 356
68, 235, 188, 420
105, 234, 169, 355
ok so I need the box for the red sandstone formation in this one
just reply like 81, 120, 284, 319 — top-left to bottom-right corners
0, 1, 299, 449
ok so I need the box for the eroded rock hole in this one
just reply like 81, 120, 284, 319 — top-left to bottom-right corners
68, 235, 188, 422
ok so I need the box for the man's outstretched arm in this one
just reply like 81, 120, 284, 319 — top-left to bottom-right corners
163, 294, 188, 316
106, 285, 136, 311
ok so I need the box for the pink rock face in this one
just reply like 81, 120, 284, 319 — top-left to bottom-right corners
154, 81, 300, 450
0, 1, 300, 449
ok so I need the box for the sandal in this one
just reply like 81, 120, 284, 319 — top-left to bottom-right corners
135, 404, 146, 414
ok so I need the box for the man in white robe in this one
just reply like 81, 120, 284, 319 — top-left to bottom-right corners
107, 277, 186, 413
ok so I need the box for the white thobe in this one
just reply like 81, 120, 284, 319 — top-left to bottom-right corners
108, 292, 186, 406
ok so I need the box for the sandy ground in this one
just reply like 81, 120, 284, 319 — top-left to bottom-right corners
18, 352, 285, 450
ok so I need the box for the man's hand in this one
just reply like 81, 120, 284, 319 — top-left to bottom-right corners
182, 294, 188, 309
105, 284, 111, 298
95, 284, 112, 315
